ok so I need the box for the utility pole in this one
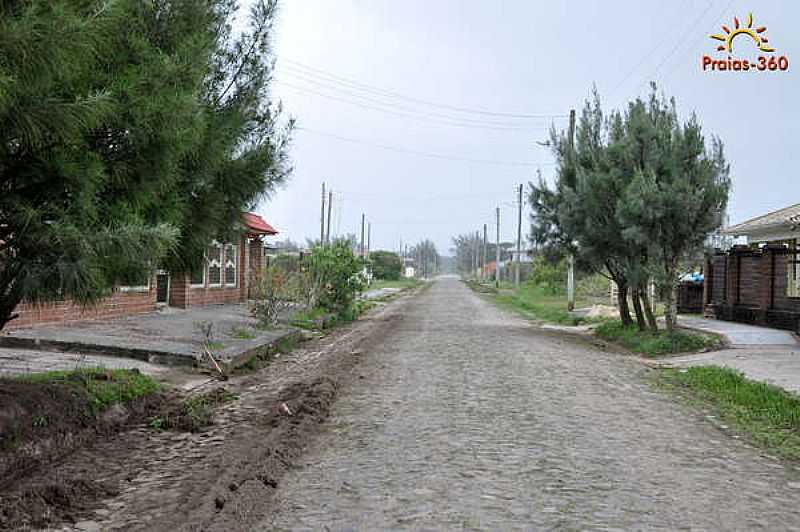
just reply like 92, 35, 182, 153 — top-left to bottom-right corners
360, 213, 365, 258
515, 183, 523, 287
320, 182, 326, 245
325, 190, 333, 245
567, 109, 576, 311
474, 230, 480, 278
367, 222, 371, 258
482, 223, 487, 280
495, 207, 501, 289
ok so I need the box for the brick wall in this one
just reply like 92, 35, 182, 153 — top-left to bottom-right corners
169, 235, 251, 309
706, 245, 800, 332
7, 287, 157, 330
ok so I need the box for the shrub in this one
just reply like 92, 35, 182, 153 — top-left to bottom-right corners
369, 250, 402, 280
528, 256, 567, 295
307, 241, 366, 315
250, 265, 306, 327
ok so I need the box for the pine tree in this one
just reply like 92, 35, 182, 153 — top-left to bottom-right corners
0, 0, 291, 330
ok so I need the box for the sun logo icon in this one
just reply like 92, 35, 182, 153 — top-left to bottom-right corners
710, 13, 774, 53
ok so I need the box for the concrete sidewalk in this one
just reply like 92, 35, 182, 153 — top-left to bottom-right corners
678, 316, 799, 347
0, 304, 297, 370
661, 316, 800, 394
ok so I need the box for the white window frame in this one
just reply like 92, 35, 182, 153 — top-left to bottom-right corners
208, 242, 223, 288
224, 243, 238, 287
789, 239, 799, 298
190, 253, 207, 288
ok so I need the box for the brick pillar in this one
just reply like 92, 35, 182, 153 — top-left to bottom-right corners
169, 274, 189, 308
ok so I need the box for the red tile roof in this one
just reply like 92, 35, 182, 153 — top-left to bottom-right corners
243, 212, 278, 235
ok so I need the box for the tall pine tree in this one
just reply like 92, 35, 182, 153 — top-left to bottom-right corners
0, 0, 291, 330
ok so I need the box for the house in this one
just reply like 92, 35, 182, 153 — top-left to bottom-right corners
8, 212, 278, 329
703, 203, 800, 332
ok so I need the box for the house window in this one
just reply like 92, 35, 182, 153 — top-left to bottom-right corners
224, 244, 238, 286
789, 240, 800, 298
190, 257, 205, 287
208, 243, 222, 286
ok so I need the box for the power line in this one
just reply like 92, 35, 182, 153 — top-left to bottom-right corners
276, 80, 557, 132
294, 126, 557, 167
281, 58, 569, 120
280, 68, 563, 129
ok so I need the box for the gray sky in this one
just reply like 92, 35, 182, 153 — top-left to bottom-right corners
257, 0, 798, 254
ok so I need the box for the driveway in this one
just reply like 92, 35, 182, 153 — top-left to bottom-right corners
262, 276, 800, 530
679, 316, 799, 347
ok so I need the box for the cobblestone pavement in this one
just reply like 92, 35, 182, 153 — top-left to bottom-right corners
263, 276, 800, 531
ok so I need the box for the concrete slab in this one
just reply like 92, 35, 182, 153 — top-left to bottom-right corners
0, 304, 298, 369
0, 347, 168, 378
678, 316, 799, 347
661, 347, 800, 394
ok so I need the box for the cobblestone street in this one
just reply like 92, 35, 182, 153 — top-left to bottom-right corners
263, 276, 800, 530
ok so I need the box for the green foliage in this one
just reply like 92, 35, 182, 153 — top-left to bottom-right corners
369, 250, 402, 280
528, 256, 567, 295
595, 321, 715, 356
657, 367, 800, 460
0, 0, 292, 330
409, 239, 440, 278
250, 264, 306, 328
528, 85, 729, 331
20, 368, 160, 413
308, 241, 366, 315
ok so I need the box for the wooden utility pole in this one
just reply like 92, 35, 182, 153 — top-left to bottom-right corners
567, 109, 576, 311
320, 182, 326, 245
495, 207, 501, 288
325, 190, 333, 244
360, 213, 365, 257
515, 183, 523, 287
367, 222, 371, 258
472, 231, 481, 277
482, 223, 488, 280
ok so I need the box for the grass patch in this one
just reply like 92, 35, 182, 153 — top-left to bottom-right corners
595, 321, 716, 356
229, 326, 257, 340
369, 278, 422, 291
19, 368, 160, 413
493, 284, 594, 325
656, 366, 800, 460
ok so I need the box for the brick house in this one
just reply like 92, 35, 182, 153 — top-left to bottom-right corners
8, 212, 278, 330
704, 203, 800, 332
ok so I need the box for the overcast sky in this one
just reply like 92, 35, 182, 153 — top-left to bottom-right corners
256, 0, 798, 254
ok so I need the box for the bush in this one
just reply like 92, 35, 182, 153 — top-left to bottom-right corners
528, 256, 566, 295
250, 265, 306, 327
369, 250, 402, 280
307, 241, 366, 315
595, 321, 713, 356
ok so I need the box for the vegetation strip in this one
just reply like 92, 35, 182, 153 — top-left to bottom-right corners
595, 321, 719, 357
655, 366, 800, 461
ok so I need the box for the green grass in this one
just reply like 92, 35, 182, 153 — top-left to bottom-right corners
595, 321, 716, 356
656, 366, 800, 460
369, 278, 422, 290
492, 284, 595, 326
229, 326, 257, 340
20, 368, 160, 412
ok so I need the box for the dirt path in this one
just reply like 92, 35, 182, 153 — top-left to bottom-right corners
1, 291, 416, 531
261, 276, 800, 531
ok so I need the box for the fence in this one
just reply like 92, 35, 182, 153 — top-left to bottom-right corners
705, 244, 800, 332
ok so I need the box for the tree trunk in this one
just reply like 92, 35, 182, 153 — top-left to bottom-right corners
663, 269, 678, 332
640, 286, 658, 331
631, 287, 647, 331
617, 282, 633, 327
